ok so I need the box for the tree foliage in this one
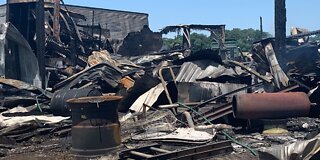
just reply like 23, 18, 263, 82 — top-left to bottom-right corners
162, 36, 183, 49
225, 28, 271, 51
309, 35, 320, 42
162, 28, 272, 52
189, 33, 215, 51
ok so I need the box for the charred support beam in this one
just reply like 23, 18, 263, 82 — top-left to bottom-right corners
219, 25, 226, 59
36, 0, 46, 89
226, 60, 271, 83
53, 0, 61, 40
182, 27, 191, 49
219, 25, 225, 50
274, 0, 286, 56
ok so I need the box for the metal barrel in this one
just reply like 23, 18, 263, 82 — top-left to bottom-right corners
50, 88, 102, 116
232, 92, 311, 119
67, 95, 122, 157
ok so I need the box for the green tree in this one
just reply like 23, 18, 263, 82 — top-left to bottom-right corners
162, 28, 271, 52
225, 28, 271, 51
190, 33, 215, 51
162, 36, 183, 49
309, 35, 320, 42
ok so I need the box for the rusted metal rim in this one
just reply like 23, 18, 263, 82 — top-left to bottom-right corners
67, 95, 123, 104
71, 145, 123, 158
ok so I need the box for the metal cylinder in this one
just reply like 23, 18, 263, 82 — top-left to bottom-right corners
183, 111, 195, 128
232, 92, 311, 119
50, 88, 102, 116
67, 95, 122, 157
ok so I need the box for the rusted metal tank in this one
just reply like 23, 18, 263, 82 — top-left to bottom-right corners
67, 95, 122, 157
232, 92, 311, 119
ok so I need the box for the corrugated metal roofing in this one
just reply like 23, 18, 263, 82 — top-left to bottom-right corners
175, 60, 245, 82
63, 4, 149, 40
177, 81, 247, 102
0, 3, 148, 41
7, 0, 54, 3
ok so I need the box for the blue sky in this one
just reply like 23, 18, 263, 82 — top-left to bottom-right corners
1, 0, 320, 35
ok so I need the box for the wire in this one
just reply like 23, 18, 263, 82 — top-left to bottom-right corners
177, 102, 257, 156
147, 105, 189, 127
35, 93, 43, 112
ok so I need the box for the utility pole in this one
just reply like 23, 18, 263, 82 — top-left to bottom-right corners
274, 0, 286, 56
260, 16, 263, 40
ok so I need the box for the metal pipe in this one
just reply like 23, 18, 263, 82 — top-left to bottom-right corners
195, 125, 214, 130
233, 92, 311, 119
183, 111, 194, 128
158, 102, 217, 109
150, 147, 171, 153
129, 151, 153, 158
226, 60, 272, 83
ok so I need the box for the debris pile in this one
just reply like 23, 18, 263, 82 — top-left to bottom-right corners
1, 1, 320, 160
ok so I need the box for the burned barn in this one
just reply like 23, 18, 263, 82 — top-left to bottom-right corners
0, 0, 320, 160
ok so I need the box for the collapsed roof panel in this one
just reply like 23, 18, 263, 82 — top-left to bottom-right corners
252, 38, 320, 77
160, 24, 225, 34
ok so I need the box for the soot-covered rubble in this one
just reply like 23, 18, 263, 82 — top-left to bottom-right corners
1, 1, 320, 160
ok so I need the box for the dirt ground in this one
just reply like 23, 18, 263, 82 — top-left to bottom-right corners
0, 134, 259, 160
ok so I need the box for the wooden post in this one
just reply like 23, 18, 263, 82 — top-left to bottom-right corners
53, 0, 60, 41
36, 0, 46, 89
274, 0, 286, 56
182, 27, 191, 49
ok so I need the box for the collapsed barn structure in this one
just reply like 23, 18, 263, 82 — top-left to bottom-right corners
0, 0, 320, 159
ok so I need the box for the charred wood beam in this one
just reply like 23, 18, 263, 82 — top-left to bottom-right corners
287, 29, 320, 39
220, 25, 225, 50
182, 27, 191, 49
77, 24, 102, 29
274, 0, 286, 56
36, 0, 46, 89
225, 60, 272, 83
53, 0, 61, 40
46, 37, 86, 67
46, 36, 71, 55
